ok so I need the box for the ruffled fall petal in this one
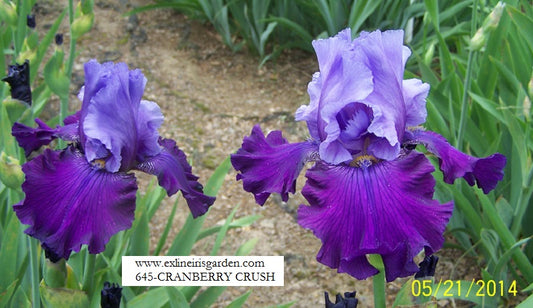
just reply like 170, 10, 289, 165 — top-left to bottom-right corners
298, 152, 453, 281
410, 129, 506, 193
12, 118, 79, 156
14, 147, 137, 259
136, 138, 215, 218
231, 125, 317, 205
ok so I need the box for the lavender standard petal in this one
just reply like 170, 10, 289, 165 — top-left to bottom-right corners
231, 125, 317, 205
14, 147, 137, 259
135, 100, 164, 162
79, 60, 148, 172
295, 29, 373, 149
136, 138, 215, 218
409, 129, 506, 193
298, 153, 453, 281
354, 30, 408, 159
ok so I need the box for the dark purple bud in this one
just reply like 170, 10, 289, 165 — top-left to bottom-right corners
42, 243, 63, 263
27, 14, 36, 28
55, 33, 64, 46
325, 291, 358, 308
101, 282, 122, 308
415, 255, 439, 278
1, 60, 32, 105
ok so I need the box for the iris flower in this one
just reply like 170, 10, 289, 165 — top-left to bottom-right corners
231, 29, 506, 281
12, 60, 215, 260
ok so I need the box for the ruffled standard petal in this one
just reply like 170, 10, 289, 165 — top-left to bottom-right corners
12, 118, 79, 156
231, 125, 317, 205
136, 138, 215, 218
295, 29, 374, 149
298, 152, 453, 281
79, 60, 148, 172
135, 100, 164, 162
409, 129, 506, 193
14, 147, 137, 259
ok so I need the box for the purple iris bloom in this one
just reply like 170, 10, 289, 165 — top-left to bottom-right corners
231, 29, 506, 282
12, 60, 215, 260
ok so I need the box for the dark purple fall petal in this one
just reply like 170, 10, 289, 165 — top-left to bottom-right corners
231, 125, 317, 205
298, 152, 453, 281
410, 129, 506, 194
14, 147, 137, 259
12, 118, 79, 156
136, 138, 215, 218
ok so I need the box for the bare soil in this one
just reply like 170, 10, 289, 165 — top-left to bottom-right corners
33, 1, 488, 307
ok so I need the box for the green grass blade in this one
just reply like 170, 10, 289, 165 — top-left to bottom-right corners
225, 290, 252, 308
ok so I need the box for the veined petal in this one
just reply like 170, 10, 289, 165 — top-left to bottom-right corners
231, 125, 317, 205
298, 152, 453, 281
355, 30, 408, 158
14, 147, 137, 259
136, 138, 215, 218
410, 129, 506, 193
12, 118, 79, 156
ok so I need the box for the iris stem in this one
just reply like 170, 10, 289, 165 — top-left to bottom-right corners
369, 254, 386, 308
82, 252, 96, 297
456, 0, 479, 150
28, 237, 41, 308
58, 0, 76, 146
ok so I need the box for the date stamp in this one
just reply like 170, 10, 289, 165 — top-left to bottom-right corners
412, 279, 518, 297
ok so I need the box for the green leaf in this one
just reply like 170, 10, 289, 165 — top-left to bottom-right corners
39, 285, 90, 308
197, 214, 261, 241
127, 208, 150, 256
190, 286, 226, 308
517, 293, 533, 308
236, 238, 258, 256
507, 6, 533, 53
0, 279, 18, 308
225, 290, 252, 308
128, 287, 168, 308
0, 214, 20, 291
166, 287, 190, 308
211, 205, 239, 256
153, 200, 178, 256
348, 0, 383, 33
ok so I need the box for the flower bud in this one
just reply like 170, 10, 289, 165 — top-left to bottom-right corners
26, 14, 36, 28
483, 2, 505, 32
2, 60, 32, 105
101, 282, 122, 308
0, 152, 24, 189
71, 2, 94, 40
470, 2, 505, 51
43, 49, 70, 99
0, 1, 18, 27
